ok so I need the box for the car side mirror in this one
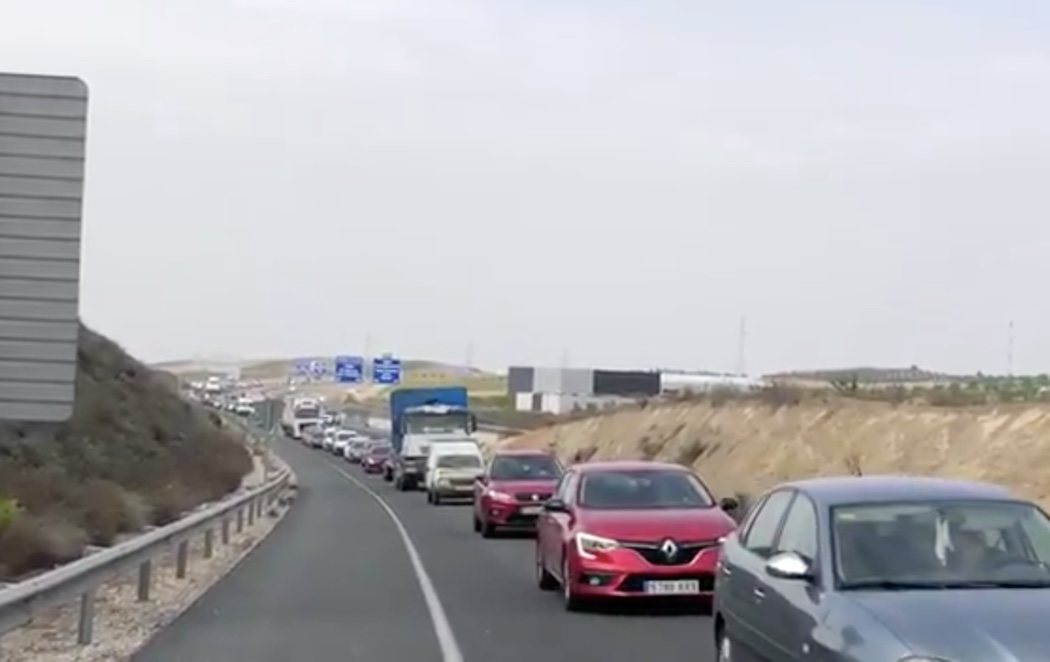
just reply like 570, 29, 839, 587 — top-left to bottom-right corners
719, 496, 739, 511
765, 551, 813, 581
543, 499, 569, 513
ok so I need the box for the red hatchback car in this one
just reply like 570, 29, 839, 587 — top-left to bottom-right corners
362, 444, 391, 474
473, 450, 563, 537
535, 461, 738, 611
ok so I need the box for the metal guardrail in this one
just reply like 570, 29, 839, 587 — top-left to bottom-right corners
0, 455, 291, 655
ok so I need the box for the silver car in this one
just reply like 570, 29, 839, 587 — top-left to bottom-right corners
714, 476, 1050, 661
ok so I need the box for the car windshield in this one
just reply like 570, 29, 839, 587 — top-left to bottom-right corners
834, 500, 1050, 589
489, 455, 561, 481
578, 470, 714, 510
436, 454, 481, 469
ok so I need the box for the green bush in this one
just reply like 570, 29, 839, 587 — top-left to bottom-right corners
0, 497, 20, 531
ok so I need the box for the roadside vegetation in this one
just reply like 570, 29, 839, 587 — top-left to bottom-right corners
0, 326, 253, 580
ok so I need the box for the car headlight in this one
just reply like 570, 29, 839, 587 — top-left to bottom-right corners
487, 489, 516, 503
575, 532, 620, 559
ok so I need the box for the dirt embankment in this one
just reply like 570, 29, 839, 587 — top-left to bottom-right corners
505, 397, 1050, 508
0, 326, 253, 580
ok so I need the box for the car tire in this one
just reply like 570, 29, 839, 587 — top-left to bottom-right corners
716, 629, 733, 662
536, 545, 557, 591
480, 520, 496, 539
562, 557, 584, 612
472, 514, 481, 532
433, 492, 442, 505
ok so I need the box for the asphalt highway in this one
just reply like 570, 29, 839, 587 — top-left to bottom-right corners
136, 433, 717, 662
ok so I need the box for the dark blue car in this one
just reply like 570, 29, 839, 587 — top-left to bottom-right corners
713, 476, 1050, 661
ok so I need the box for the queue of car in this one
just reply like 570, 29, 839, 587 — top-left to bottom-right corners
297, 422, 1050, 661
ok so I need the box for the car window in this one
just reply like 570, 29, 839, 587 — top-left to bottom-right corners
554, 471, 576, 503
577, 470, 714, 510
489, 454, 562, 480
743, 490, 794, 558
775, 493, 819, 563
436, 454, 481, 469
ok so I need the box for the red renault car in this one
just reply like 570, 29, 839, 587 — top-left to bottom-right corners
535, 460, 738, 611
473, 449, 563, 537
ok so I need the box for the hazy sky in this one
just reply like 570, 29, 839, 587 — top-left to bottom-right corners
4, 1, 1050, 374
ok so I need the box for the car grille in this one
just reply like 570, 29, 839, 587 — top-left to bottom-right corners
619, 540, 718, 566
449, 477, 475, 487
514, 492, 552, 503
617, 573, 716, 593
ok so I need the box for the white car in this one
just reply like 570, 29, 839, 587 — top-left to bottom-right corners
425, 441, 484, 505
321, 429, 337, 452
331, 430, 358, 456
344, 439, 371, 463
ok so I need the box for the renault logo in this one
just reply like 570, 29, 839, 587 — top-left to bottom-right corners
660, 539, 678, 560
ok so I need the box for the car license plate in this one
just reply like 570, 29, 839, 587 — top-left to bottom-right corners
519, 505, 542, 516
643, 580, 701, 595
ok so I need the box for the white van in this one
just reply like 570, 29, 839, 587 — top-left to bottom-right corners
424, 440, 484, 505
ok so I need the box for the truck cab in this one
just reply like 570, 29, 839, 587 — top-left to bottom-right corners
389, 388, 477, 492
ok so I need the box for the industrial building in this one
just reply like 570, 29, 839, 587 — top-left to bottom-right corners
508, 366, 766, 414
508, 366, 660, 414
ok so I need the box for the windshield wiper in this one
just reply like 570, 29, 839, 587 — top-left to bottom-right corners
840, 579, 953, 590
935, 580, 1050, 589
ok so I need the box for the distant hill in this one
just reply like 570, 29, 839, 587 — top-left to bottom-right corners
766, 366, 961, 384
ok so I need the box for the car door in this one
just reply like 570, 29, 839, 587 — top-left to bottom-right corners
728, 489, 795, 661
474, 459, 492, 517
762, 492, 822, 661
541, 470, 576, 577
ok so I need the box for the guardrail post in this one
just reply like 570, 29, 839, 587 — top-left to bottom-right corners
247, 501, 255, 527
77, 590, 95, 645
138, 560, 151, 601
237, 507, 244, 533
176, 540, 189, 579
221, 517, 230, 545
204, 528, 214, 559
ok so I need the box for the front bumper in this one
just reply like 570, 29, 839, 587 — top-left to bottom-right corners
566, 545, 720, 599
432, 482, 475, 497
481, 499, 547, 528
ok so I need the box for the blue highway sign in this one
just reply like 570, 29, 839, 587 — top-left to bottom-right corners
372, 356, 402, 385
335, 355, 365, 383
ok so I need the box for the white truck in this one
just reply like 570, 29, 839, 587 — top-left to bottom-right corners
281, 396, 323, 439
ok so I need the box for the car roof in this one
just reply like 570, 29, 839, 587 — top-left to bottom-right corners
782, 475, 1016, 506
492, 448, 556, 457
572, 460, 692, 474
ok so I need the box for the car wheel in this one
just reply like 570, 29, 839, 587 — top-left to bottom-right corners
562, 557, 583, 611
433, 492, 442, 506
480, 519, 496, 539
472, 514, 481, 533
716, 629, 733, 662
425, 490, 433, 503
536, 544, 557, 591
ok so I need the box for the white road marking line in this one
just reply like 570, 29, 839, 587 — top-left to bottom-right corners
326, 461, 465, 662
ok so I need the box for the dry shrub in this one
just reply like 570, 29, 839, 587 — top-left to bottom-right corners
639, 436, 664, 460
0, 514, 87, 578
757, 385, 804, 409
0, 324, 252, 580
675, 437, 708, 467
